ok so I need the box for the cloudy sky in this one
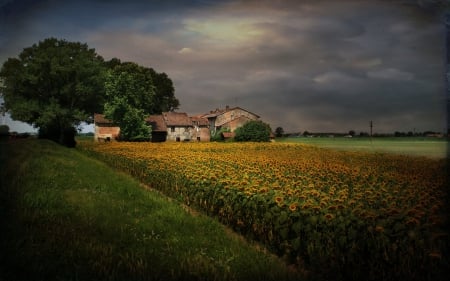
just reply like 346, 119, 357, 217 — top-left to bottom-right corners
0, 0, 448, 133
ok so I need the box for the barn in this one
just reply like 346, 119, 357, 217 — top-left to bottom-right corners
146, 115, 167, 142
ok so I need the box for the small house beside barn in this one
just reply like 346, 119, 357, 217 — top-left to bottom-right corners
94, 113, 120, 141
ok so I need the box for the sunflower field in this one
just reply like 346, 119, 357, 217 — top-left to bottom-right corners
79, 141, 449, 280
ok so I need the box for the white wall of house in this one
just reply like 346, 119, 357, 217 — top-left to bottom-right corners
166, 126, 192, 141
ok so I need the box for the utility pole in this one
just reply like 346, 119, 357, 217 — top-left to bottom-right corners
370, 120, 373, 137
446, 13, 450, 138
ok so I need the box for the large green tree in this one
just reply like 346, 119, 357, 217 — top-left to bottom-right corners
0, 38, 105, 146
103, 62, 154, 141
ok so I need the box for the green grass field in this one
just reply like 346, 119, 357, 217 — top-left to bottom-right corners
0, 139, 302, 281
277, 137, 448, 159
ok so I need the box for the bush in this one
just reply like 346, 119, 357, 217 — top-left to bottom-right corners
211, 127, 230, 142
0, 125, 9, 136
234, 120, 271, 142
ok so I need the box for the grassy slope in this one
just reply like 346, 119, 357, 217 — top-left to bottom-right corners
277, 137, 448, 158
0, 139, 302, 281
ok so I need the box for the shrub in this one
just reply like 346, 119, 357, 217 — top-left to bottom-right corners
234, 120, 271, 142
211, 127, 230, 142
0, 125, 9, 136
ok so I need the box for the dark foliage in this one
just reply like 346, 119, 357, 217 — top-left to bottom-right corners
234, 120, 272, 142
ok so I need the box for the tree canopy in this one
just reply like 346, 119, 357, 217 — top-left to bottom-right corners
103, 62, 154, 141
104, 59, 179, 114
234, 120, 272, 142
147, 68, 179, 113
0, 38, 106, 146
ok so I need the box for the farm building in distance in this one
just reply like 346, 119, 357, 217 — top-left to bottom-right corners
94, 106, 260, 142
149, 112, 211, 142
201, 106, 260, 133
94, 113, 120, 142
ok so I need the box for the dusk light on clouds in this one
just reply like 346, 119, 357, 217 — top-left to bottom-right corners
0, 0, 448, 134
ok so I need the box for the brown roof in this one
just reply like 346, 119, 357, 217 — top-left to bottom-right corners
202, 108, 227, 118
230, 107, 260, 118
146, 115, 167, 132
163, 112, 192, 126
190, 116, 209, 126
202, 106, 260, 119
94, 113, 114, 124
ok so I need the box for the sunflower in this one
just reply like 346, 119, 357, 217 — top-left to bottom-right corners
289, 202, 298, 212
327, 205, 337, 211
259, 187, 269, 193
324, 213, 335, 220
301, 203, 311, 210
374, 225, 384, 233
274, 196, 284, 204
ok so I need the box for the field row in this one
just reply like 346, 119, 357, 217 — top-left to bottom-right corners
79, 141, 448, 280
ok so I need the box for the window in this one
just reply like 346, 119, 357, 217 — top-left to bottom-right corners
171, 127, 175, 132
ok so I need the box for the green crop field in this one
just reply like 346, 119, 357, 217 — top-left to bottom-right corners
277, 137, 448, 159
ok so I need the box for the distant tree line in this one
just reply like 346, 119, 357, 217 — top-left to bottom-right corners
276, 129, 446, 138
0, 38, 179, 146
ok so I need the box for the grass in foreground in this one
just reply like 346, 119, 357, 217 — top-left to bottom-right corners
0, 139, 303, 281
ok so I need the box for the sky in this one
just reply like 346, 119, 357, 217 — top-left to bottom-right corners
0, 0, 449, 134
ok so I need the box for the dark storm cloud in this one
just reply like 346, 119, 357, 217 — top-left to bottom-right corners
0, 0, 448, 133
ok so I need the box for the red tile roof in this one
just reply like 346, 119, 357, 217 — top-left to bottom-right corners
163, 112, 192, 126
190, 116, 209, 126
202, 106, 259, 119
146, 115, 167, 132
94, 113, 114, 124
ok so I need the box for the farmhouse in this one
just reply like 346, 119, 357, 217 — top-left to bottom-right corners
145, 112, 211, 142
202, 106, 260, 133
94, 106, 260, 142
